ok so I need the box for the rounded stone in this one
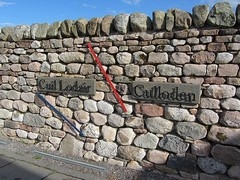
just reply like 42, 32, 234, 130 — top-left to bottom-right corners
117, 128, 136, 145
197, 109, 219, 125
108, 114, 124, 127
97, 101, 114, 115
84, 99, 98, 112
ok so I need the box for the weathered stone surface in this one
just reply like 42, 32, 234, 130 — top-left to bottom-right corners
68, 98, 83, 111
175, 9, 192, 29
108, 114, 124, 127
153, 11, 165, 31
59, 134, 84, 156
135, 103, 163, 117
118, 146, 146, 161
167, 155, 197, 173
207, 2, 236, 27
23, 113, 45, 127
192, 5, 209, 27
60, 20, 74, 37
183, 64, 206, 76
74, 110, 90, 123
130, 13, 151, 32
125, 116, 144, 128
16, 129, 28, 138
86, 18, 100, 36
84, 99, 98, 112
220, 111, 240, 128
165, 10, 174, 31
9, 25, 29, 41
96, 140, 117, 158
215, 52, 233, 63
46, 117, 62, 129
84, 151, 103, 162
114, 14, 130, 34
200, 98, 220, 109
0, 99, 13, 110
36, 142, 55, 151
159, 134, 189, 154
116, 52, 132, 64
218, 64, 239, 76
197, 157, 227, 174
228, 165, 240, 179
170, 52, 190, 64
47, 22, 61, 38
191, 51, 215, 64
134, 133, 158, 149
208, 125, 240, 146
204, 85, 236, 99
148, 52, 168, 64
97, 101, 114, 115
221, 98, 240, 110
147, 150, 169, 164
35, 23, 49, 40
165, 107, 195, 122
101, 15, 114, 36
176, 122, 207, 140
117, 128, 136, 145
157, 64, 182, 76
98, 52, 115, 65
145, 117, 173, 135
140, 65, 155, 77
191, 140, 211, 156
0, 109, 12, 119
211, 144, 240, 165
90, 113, 107, 126
82, 123, 100, 138
59, 52, 84, 63
75, 18, 88, 36
65, 63, 81, 74
101, 125, 117, 142
197, 109, 219, 125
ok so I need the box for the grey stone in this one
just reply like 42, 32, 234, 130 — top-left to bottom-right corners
197, 109, 219, 125
118, 146, 146, 161
170, 52, 190, 64
174, 9, 192, 29
59, 52, 84, 64
13, 100, 28, 112
140, 65, 155, 77
211, 144, 240, 165
167, 155, 197, 173
116, 52, 132, 64
10, 25, 29, 41
74, 110, 90, 124
97, 101, 114, 115
125, 116, 144, 128
192, 5, 209, 27
84, 99, 98, 112
0, 109, 12, 119
221, 98, 240, 110
51, 63, 65, 73
134, 133, 158, 149
56, 96, 69, 107
30, 24, 39, 39
90, 113, 107, 125
183, 64, 206, 76
59, 134, 84, 156
47, 22, 61, 38
228, 165, 240, 179
98, 53, 115, 65
40, 62, 50, 73
165, 107, 195, 122
117, 128, 136, 145
153, 11, 165, 31
133, 51, 147, 64
29, 52, 47, 62
82, 123, 100, 138
87, 18, 100, 36
220, 111, 240, 128
148, 52, 168, 64
198, 157, 227, 175
68, 98, 83, 111
215, 52, 233, 64
46, 117, 62, 129
35, 23, 49, 40
159, 134, 189, 154
101, 15, 114, 36
66, 63, 81, 74
75, 18, 88, 36
108, 114, 124, 127
113, 14, 130, 34
60, 20, 74, 37
130, 12, 151, 32
176, 122, 207, 141
145, 117, 173, 135
237, 4, 240, 25
165, 9, 174, 31
207, 2, 236, 27
96, 140, 117, 158
0, 99, 13, 110
204, 85, 236, 99
157, 64, 182, 76
208, 125, 240, 146
125, 64, 139, 77
23, 113, 45, 127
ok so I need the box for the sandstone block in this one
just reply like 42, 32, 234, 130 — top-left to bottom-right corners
148, 52, 168, 64
170, 52, 190, 64
147, 150, 169, 164
130, 12, 151, 32
183, 64, 206, 76
191, 140, 211, 156
101, 125, 117, 142
191, 51, 215, 64
220, 111, 240, 128
134, 103, 163, 117
218, 64, 239, 76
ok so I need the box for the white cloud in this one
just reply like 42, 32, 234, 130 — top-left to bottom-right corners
0, 1, 15, 7
122, 0, 142, 5
82, 3, 96, 9
0, 22, 14, 27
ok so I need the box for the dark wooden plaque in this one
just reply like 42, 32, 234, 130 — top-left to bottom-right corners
131, 81, 201, 104
37, 77, 96, 95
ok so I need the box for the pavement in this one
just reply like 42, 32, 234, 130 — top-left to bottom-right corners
0, 137, 109, 180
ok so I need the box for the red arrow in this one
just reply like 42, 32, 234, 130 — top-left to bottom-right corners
87, 43, 127, 113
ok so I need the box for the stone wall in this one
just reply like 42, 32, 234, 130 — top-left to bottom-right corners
0, 2, 240, 179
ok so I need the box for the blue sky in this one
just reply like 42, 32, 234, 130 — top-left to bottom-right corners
0, 0, 239, 27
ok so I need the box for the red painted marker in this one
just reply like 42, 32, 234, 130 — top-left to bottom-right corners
87, 43, 127, 113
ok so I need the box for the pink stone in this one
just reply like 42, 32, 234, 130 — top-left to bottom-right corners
191, 140, 210, 156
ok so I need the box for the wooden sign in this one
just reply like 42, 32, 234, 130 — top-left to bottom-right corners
37, 77, 96, 95
131, 81, 201, 104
